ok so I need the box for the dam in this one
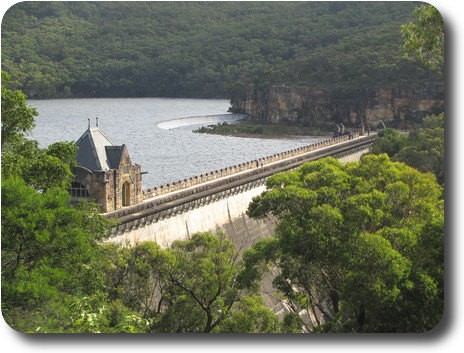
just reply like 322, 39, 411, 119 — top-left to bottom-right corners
101, 132, 376, 248
69, 127, 376, 318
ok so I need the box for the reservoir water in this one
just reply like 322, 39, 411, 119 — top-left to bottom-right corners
29, 98, 326, 188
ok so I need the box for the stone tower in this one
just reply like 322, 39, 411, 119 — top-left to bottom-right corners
69, 125, 143, 213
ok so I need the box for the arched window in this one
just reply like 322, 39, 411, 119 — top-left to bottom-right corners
69, 182, 89, 198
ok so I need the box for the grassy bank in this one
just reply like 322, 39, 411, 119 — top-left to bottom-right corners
193, 121, 333, 139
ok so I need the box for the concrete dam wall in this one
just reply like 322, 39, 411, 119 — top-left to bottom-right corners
105, 134, 375, 249
107, 179, 274, 249
103, 134, 374, 319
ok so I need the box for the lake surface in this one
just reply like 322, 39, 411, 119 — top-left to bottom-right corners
29, 98, 326, 188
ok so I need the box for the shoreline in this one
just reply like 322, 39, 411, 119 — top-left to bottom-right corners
198, 131, 332, 141
192, 119, 334, 141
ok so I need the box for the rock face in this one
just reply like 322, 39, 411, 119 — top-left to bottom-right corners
230, 83, 444, 129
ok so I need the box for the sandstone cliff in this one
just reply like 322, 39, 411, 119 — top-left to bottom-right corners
230, 83, 444, 129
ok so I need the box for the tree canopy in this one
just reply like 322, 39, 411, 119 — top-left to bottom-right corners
99, 233, 283, 333
1, 72, 77, 191
1, 1, 441, 99
1, 71, 37, 147
401, 4, 444, 73
1, 71, 112, 331
372, 113, 444, 185
244, 155, 444, 332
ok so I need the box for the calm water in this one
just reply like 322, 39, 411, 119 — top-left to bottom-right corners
29, 98, 325, 188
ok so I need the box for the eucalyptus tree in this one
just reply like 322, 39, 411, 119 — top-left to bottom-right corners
1, 71, 78, 191
244, 155, 444, 332
101, 233, 283, 333
158, 232, 265, 333
372, 114, 444, 185
1, 70, 114, 332
401, 4, 444, 72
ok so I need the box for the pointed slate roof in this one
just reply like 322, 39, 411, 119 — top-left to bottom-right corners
105, 145, 125, 169
74, 127, 123, 171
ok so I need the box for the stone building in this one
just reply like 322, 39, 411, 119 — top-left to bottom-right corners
70, 125, 143, 213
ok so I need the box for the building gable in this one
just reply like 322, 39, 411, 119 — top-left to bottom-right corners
105, 146, 124, 170
74, 127, 116, 171
72, 126, 143, 212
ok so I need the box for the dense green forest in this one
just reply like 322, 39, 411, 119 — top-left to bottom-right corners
1, 1, 441, 99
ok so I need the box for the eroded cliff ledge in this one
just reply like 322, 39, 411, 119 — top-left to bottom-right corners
230, 83, 444, 129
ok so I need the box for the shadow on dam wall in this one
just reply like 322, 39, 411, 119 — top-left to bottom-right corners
213, 211, 276, 251
104, 134, 376, 320
106, 180, 276, 249
217, 214, 301, 320
214, 213, 288, 316
106, 133, 376, 249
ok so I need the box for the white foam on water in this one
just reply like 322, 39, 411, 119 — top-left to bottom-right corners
157, 114, 246, 129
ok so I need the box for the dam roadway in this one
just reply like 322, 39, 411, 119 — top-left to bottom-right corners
104, 132, 376, 248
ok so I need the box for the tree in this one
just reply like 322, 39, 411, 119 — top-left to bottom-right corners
3, 140, 78, 191
101, 234, 283, 333
2, 71, 78, 191
370, 128, 408, 157
67, 292, 151, 333
99, 241, 171, 319
394, 114, 444, 185
398, 3, 445, 185
245, 155, 444, 332
1, 70, 114, 333
216, 295, 280, 333
372, 113, 444, 185
401, 4, 444, 72
399, 5, 445, 181
157, 232, 245, 333
1, 177, 111, 332
1, 71, 37, 148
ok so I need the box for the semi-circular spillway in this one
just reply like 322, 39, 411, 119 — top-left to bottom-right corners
156, 114, 247, 129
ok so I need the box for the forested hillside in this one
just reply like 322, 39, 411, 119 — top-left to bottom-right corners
1, 1, 441, 99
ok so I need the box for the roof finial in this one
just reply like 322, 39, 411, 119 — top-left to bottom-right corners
88, 118, 90, 129
96, 117, 99, 127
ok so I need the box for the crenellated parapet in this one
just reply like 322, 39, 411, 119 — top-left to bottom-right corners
104, 133, 376, 248
104, 133, 377, 248
141, 132, 362, 201
107, 178, 267, 240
